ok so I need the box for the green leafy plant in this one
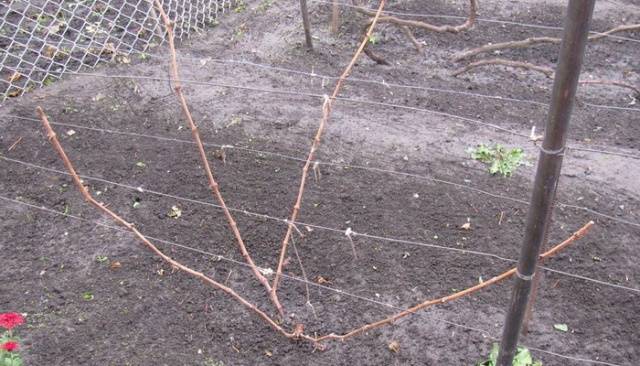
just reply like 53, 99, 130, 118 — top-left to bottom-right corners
256, 0, 273, 12
469, 144, 528, 177
233, 0, 246, 13
477, 343, 542, 366
95, 255, 108, 263
1, 313, 25, 366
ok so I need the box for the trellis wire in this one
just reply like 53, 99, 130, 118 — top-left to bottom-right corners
3, 66, 639, 160
0, 0, 236, 100
313, 0, 640, 44
2, 154, 639, 295
184, 57, 640, 113
4, 115, 640, 229
0, 194, 628, 366
0, 2, 636, 362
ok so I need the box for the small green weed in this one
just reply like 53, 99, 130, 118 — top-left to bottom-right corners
204, 359, 224, 366
477, 343, 542, 366
256, 0, 273, 12
95, 255, 108, 263
42, 76, 57, 87
469, 144, 527, 177
233, 0, 246, 13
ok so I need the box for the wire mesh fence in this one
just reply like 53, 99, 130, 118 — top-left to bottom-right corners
0, 0, 236, 101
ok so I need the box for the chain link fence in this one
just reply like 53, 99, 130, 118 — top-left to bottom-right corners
0, 0, 237, 101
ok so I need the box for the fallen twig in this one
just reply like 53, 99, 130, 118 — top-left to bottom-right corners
453, 23, 640, 61
7, 136, 23, 152
400, 25, 423, 53
272, 0, 387, 299
451, 58, 555, 77
152, 0, 283, 316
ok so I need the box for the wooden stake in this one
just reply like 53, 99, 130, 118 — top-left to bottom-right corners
300, 0, 313, 49
330, 0, 340, 34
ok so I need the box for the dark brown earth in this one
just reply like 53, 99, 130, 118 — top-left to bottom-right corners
1, 1, 639, 365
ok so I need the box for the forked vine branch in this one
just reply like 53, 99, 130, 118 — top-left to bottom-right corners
152, 0, 283, 315
271, 0, 387, 298
25, 116, 597, 345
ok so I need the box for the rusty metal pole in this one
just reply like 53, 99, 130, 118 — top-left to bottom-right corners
299, 0, 313, 49
496, 1, 594, 365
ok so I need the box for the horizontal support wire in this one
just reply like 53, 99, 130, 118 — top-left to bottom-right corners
2, 66, 639, 160
177, 57, 640, 113
4, 115, 640, 229
1, 155, 639, 295
311, 0, 640, 44
0, 194, 626, 366
0, 2, 636, 364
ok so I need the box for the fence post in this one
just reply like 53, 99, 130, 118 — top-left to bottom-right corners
299, 0, 313, 49
496, 1, 595, 365
330, 0, 340, 34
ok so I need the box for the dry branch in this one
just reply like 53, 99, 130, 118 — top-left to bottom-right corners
400, 25, 423, 53
451, 59, 640, 96
356, 0, 477, 56
361, 0, 478, 33
271, 0, 387, 298
452, 58, 555, 77
312, 221, 594, 343
453, 23, 640, 61
35, 107, 305, 342
580, 79, 640, 96
152, 0, 283, 316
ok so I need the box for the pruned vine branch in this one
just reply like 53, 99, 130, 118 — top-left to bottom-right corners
272, 0, 387, 298
452, 58, 555, 78
580, 79, 640, 96
358, 0, 477, 34
35, 107, 594, 346
453, 23, 640, 61
356, 0, 477, 62
36, 106, 304, 341
152, 0, 284, 316
451, 58, 639, 96
312, 220, 594, 343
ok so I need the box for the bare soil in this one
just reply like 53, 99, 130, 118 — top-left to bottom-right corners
1, 1, 639, 365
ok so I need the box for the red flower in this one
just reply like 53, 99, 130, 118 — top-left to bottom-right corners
0, 313, 24, 330
1, 341, 19, 352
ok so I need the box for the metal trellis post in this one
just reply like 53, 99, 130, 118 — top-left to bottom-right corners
496, 1, 595, 365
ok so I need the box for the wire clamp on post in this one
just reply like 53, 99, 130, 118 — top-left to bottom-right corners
515, 269, 534, 281
538, 145, 566, 156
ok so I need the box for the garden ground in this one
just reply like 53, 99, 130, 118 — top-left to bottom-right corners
1, 0, 639, 365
